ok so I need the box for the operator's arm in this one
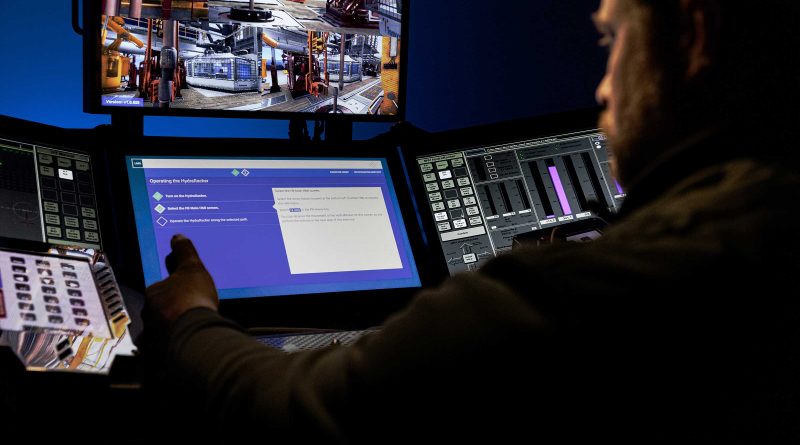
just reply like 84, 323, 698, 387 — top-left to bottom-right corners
142, 236, 558, 443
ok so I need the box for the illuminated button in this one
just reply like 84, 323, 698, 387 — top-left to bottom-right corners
423, 173, 436, 182
457, 177, 470, 186
469, 216, 483, 226
44, 214, 60, 225
420, 163, 433, 172
428, 192, 442, 201
57, 158, 72, 168
438, 170, 452, 180
75, 161, 90, 171
447, 199, 461, 209
460, 187, 474, 196
463, 253, 477, 264
38, 154, 53, 164
40, 165, 55, 176
43, 201, 59, 213
65, 229, 81, 240
83, 219, 97, 231
437, 222, 451, 232
58, 169, 74, 180
64, 217, 80, 228
426, 183, 440, 192
466, 206, 480, 216
434, 212, 448, 222
81, 207, 96, 218
441, 180, 455, 189
84, 232, 100, 243
435, 161, 449, 170
46, 226, 62, 238
431, 202, 445, 212
453, 219, 468, 229
463, 196, 477, 206
451, 158, 465, 167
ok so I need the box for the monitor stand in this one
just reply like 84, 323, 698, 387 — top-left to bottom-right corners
110, 113, 145, 141
101, 114, 352, 144
289, 118, 353, 144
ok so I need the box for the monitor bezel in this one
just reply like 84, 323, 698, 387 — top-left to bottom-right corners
400, 108, 603, 279
82, 0, 411, 124
111, 136, 432, 330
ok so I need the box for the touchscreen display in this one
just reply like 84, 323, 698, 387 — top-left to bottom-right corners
126, 156, 420, 299
414, 129, 624, 275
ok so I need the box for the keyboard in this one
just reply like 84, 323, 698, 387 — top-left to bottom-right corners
254, 329, 378, 353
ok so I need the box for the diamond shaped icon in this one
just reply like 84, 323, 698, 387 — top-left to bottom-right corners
152, 191, 164, 201
157, 217, 168, 227
241, 169, 250, 177
231, 169, 240, 176
154, 204, 166, 214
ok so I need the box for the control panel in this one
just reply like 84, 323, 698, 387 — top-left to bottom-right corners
0, 139, 102, 250
416, 130, 624, 275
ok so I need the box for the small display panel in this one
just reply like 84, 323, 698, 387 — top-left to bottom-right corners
415, 129, 624, 275
126, 156, 420, 299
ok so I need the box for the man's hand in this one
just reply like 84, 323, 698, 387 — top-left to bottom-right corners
145, 234, 219, 327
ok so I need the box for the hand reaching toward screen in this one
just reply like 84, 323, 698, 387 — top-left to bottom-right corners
145, 234, 219, 327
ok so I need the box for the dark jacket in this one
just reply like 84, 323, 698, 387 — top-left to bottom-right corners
150, 125, 800, 444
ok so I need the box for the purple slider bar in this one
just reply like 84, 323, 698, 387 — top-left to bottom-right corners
548, 166, 572, 215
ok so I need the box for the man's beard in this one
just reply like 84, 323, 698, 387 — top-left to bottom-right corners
600, 30, 679, 188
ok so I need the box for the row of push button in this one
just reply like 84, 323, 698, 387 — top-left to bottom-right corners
38, 153, 90, 171
419, 157, 465, 173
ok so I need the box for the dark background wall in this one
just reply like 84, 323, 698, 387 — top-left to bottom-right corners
0, 0, 606, 139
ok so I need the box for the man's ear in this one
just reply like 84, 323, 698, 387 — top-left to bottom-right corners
681, 0, 720, 81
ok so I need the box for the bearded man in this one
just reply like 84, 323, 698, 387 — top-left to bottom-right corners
143, 1, 800, 442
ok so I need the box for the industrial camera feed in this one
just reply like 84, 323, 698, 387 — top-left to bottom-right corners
100, 0, 403, 115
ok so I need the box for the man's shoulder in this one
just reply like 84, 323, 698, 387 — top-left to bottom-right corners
609, 157, 800, 241
479, 156, 800, 300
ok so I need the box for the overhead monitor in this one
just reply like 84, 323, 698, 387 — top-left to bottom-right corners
126, 155, 420, 299
85, 0, 408, 121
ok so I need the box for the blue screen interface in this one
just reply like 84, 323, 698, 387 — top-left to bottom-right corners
127, 156, 421, 299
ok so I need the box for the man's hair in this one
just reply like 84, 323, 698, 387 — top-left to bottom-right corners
632, 1, 800, 120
